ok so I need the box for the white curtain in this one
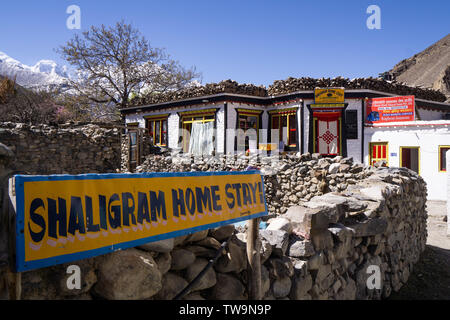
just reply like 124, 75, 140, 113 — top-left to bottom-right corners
188, 122, 214, 155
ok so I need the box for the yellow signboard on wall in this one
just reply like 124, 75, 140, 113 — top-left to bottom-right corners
314, 88, 345, 104
13, 171, 267, 272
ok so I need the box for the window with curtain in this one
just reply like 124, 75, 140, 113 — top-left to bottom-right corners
188, 121, 215, 155
180, 110, 216, 154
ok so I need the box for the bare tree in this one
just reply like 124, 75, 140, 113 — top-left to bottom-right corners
58, 21, 200, 115
0, 77, 71, 124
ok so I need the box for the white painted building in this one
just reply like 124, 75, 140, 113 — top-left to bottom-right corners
364, 120, 450, 200
121, 89, 450, 200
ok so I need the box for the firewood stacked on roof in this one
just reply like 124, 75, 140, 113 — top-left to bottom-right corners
129, 77, 447, 107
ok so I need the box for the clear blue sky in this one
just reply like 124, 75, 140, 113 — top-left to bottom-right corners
1, 0, 449, 86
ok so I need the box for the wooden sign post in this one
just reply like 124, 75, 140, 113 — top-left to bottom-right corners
246, 218, 262, 300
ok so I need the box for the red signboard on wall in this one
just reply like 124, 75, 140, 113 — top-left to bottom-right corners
366, 95, 415, 123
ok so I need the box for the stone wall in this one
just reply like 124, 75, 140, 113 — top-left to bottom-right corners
134, 152, 371, 215
258, 166, 427, 299
1, 153, 428, 300
0, 122, 122, 175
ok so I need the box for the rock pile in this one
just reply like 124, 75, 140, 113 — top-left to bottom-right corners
258, 166, 427, 299
0, 122, 122, 174
134, 152, 372, 215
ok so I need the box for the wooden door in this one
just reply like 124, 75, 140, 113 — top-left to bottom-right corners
128, 129, 139, 172
314, 113, 340, 155
370, 142, 388, 166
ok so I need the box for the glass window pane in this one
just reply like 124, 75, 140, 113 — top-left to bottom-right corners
272, 116, 279, 129
148, 121, 153, 137
289, 115, 297, 146
155, 121, 160, 144
282, 115, 288, 144
130, 132, 137, 145
441, 147, 449, 171
162, 120, 167, 145
130, 147, 136, 161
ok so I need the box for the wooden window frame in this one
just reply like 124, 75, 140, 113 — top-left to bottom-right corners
345, 109, 358, 140
438, 145, 450, 172
269, 108, 298, 148
179, 109, 218, 153
144, 114, 169, 147
236, 108, 262, 150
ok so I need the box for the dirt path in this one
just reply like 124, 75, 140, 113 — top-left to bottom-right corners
389, 200, 450, 300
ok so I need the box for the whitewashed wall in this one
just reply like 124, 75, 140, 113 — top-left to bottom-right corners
125, 104, 226, 153
345, 99, 363, 163
364, 122, 450, 200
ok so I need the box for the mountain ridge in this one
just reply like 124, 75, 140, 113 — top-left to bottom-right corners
386, 33, 450, 102
0, 51, 71, 92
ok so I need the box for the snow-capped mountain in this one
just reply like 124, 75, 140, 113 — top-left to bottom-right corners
0, 51, 72, 91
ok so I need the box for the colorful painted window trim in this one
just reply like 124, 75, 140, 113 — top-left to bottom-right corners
269, 108, 298, 149
145, 115, 169, 146
237, 109, 262, 150
179, 109, 217, 153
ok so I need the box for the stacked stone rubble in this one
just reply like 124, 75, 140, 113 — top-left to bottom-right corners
4, 153, 427, 300
258, 166, 428, 300
134, 152, 370, 215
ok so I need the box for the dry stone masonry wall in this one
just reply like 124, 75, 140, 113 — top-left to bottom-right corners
0, 122, 122, 174
134, 152, 370, 215
2, 152, 427, 300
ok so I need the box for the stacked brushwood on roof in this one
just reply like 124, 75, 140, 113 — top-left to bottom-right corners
129, 77, 447, 107
267, 77, 447, 102
129, 80, 267, 107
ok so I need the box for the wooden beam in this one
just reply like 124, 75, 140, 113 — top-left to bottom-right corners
246, 218, 262, 300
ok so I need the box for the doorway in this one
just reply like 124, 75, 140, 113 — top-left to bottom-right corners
369, 142, 389, 166
400, 147, 420, 174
